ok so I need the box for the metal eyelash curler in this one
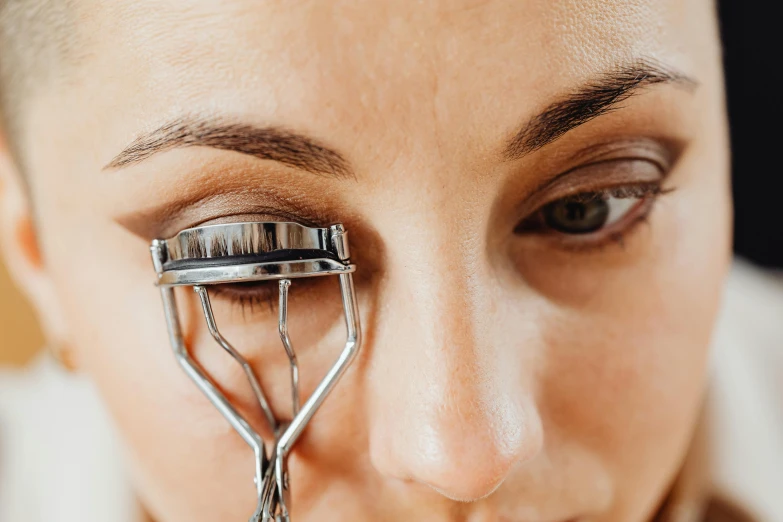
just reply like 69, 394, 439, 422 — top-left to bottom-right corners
149, 221, 362, 522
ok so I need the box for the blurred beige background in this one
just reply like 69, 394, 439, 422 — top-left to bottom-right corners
0, 257, 43, 366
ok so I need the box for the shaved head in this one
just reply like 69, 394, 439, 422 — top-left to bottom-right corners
0, 0, 79, 152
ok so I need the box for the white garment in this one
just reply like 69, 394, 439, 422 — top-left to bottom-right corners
0, 357, 137, 522
709, 260, 783, 521
0, 259, 781, 522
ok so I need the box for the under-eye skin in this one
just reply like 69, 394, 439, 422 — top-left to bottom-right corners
514, 157, 675, 251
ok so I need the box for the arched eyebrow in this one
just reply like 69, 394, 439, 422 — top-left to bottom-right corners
502, 58, 698, 160
104, 119, 354, 180
105, 59, 695, 176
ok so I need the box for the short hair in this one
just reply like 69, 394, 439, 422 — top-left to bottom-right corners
0, 0, 79, 155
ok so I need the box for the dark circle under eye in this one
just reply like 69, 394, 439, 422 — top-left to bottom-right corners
543, 197, 609, 234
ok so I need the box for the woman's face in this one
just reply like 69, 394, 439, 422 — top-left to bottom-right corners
0, 0, 731, 520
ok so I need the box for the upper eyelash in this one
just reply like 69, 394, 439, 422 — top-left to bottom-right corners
533, 183, 676, 251
556, 182, 667, 203
516, 181, 669, 233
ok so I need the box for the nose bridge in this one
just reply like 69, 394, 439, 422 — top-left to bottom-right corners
387, 212, 488, 388
367, 219, 542, 501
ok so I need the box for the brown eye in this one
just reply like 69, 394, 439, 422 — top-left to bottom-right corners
543, 197, 610, 234
516, 190, 645, 237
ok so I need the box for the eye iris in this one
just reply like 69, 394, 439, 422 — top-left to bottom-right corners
543, 197, 609, 234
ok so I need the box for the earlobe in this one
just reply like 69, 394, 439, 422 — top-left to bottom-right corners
0, 133, 78, 370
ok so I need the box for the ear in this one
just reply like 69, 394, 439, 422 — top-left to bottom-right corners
0, 130, 76, 368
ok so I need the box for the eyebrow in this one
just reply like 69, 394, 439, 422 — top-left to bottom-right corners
106, 59, 694, 176
104, 119, 353, 179
503, 59, 697, 160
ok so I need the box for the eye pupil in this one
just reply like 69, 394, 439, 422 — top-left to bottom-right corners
544, 197, 609, 234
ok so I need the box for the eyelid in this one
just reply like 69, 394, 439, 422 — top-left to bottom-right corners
514, 183, 669, 253
516, 156, 667, 222
115, 188, 334, 241
193, 210, 321, 228
558, 137, 679, 172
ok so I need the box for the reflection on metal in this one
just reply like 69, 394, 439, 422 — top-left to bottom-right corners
150, 222, 361, 522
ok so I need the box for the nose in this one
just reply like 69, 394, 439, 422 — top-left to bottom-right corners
366, 241, 544, 502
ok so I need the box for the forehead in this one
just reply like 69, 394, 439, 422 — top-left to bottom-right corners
56, 0, 711, 166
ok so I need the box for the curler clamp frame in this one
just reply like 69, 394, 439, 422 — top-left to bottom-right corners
150, 222, 361, 522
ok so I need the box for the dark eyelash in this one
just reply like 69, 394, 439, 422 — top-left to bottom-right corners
559, 181, 669, 203
208, 275, 339, 315
208, 281, 280, 314
514, 181, 675, 248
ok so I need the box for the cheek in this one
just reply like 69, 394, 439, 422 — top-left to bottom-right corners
37, 210, 358, 520
36, 218, 263, 519
531, 172, 731, 513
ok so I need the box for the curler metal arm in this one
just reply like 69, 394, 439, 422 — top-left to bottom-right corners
278, 279, 300, 417
268, 271, 362, 521
194, 285, 278, 434
151, 222, 361, 522
152, 241, 268, 521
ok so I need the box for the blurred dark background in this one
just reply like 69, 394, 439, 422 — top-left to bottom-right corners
719, 1, 783, 268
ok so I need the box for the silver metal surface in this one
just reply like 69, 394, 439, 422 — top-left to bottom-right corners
158, 258, 353, 287
194, 285, 278, 432
278, 280, 300, 417
150, 221, 361, 522
271, 271, 361, 522
164, 222, 330, 263
151, 240, 268, 520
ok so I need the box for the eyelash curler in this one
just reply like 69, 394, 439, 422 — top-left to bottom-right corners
149, 222, 361, 522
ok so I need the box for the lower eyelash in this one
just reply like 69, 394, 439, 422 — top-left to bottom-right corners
208, 276, 339, 316
571, 181, 670, 202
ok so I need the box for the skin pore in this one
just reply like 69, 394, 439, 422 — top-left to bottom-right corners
0, 1, 731, 521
